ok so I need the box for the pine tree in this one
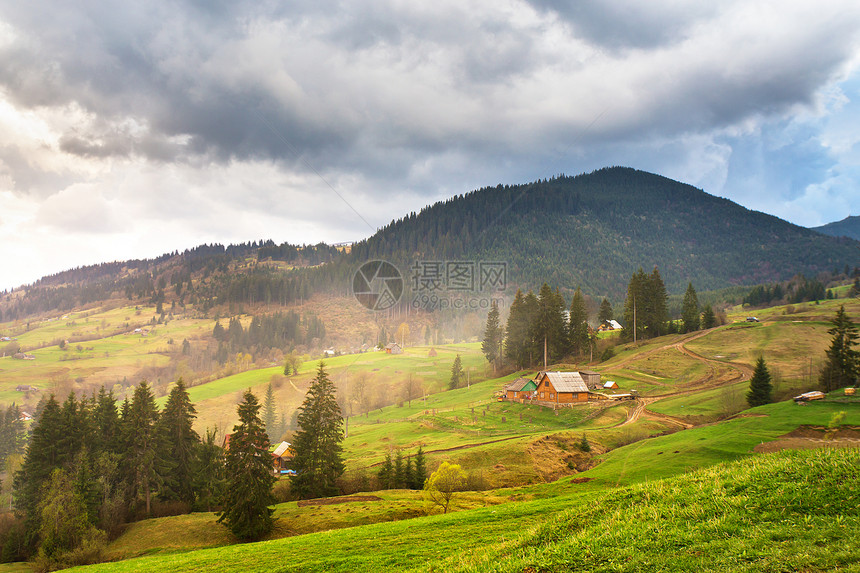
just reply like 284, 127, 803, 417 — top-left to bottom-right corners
449, 355, 464, 390
481, 301, 503, 370
404, 456, 414, 490
122, 382, 162, 516
262, 382, 277, 441
504, 289, 531, 368
598, 297, 613, 324
531, 284, 566, 363
191, 429, 225, 512
819, 306, 859, 392
412, 446, 427, 489
13, 395, 64, 550
622, 268, 647, 342
701, 304, 717, 329
646, 267, 669, 337
746, 357, 773, 407
393, 450, 405, 488
377, 451, 393, 489
157, 379, 199, 505
218, 390, 275, 540
290, 362, 345, 499
568, 287, 589, 357
681, 282, 700, 333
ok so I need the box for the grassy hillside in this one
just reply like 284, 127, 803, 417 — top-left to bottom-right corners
66, 448, 860, 572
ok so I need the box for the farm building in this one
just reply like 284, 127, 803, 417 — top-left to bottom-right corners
428, 347, 437, 357
272, 441, 294, 474
534, 371, 590, 405
603, 380, 619, 390
505, 377, 537, 400
15, 385, 39, 392
384, 342, 403, 355
598, 320, 623, 332
579, 370, 602, 390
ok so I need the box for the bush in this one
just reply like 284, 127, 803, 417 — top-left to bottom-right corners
273, 479, 293, 503
34, 528, 106, 573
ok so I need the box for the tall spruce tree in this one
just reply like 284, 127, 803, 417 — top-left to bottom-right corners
411, 446, 427, 489
568, 287, 589, 357
746, 357, 774, 407
449, 354, 464, 390
481, 301, 503, 370
531, 284, 566, 364
122, 382, 162, 516
681, 282, 700, 333
504, 290, 530, 368
191, 429, 225, 512
290, 362, 345, 499
218, 390, 276, 540
819, 306, 859, 391
13, 395, 64, 550
262, 382, 277, 441
646, 267, 669, 337
622, 268, 648, 341
157, 379, 199, 505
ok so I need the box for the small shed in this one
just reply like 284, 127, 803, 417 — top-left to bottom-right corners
505, 377, 537, 400
384, 343, 403, 355
534, 371, 589, 404
603, 380, 619, 390
579, 370, 602, 390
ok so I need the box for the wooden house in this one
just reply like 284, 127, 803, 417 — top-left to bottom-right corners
534, 371, 589, 404
384, 343, 403, 355
598, 320, 622, 332
578, 370, 602, 390
272, 441, 294, 474
505, 377, 537, 400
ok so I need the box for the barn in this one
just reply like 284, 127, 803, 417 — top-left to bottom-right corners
578, 370, 602, 390
534, 371, 590, 404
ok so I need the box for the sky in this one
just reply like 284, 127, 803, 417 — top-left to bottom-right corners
1, 0, 859, 290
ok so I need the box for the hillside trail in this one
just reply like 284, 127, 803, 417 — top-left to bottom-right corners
610, 326, 753, 428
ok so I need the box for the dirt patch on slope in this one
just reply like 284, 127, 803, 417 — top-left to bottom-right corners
527, 433, 601, 482
297, 495, 382, 507
754, 425, 860, 453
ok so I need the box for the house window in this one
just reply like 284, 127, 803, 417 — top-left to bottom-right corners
540, 392, 544, 398
550, 393, 554, 399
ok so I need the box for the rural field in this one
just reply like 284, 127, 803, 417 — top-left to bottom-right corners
0, 293, 858, 571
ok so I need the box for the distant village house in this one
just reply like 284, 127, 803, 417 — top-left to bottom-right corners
384, 342, 402, 355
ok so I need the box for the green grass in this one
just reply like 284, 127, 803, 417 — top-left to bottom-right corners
63, 448, 860, 572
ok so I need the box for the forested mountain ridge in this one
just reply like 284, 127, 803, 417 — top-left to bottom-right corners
348, 167, 858, 297
3, 167, 857, 321
812, 215, 860, 241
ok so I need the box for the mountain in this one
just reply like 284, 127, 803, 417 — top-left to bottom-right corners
3, 167, 857, 322
811, 215, 860, 241
348, 167, 859, 297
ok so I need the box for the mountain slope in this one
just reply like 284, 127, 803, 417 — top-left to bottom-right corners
349, 167, 859, 296
812, 214, 860, 241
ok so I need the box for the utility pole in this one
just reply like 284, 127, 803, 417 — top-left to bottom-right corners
543, 336, 548, 370
633, 296, 637, 343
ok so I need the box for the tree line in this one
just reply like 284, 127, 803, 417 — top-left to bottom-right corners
485, 267, 727, 369
212, 312, 325, 365
5, 381, 224, 567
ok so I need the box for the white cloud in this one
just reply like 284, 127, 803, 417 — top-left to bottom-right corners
0, 0, 859, 289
